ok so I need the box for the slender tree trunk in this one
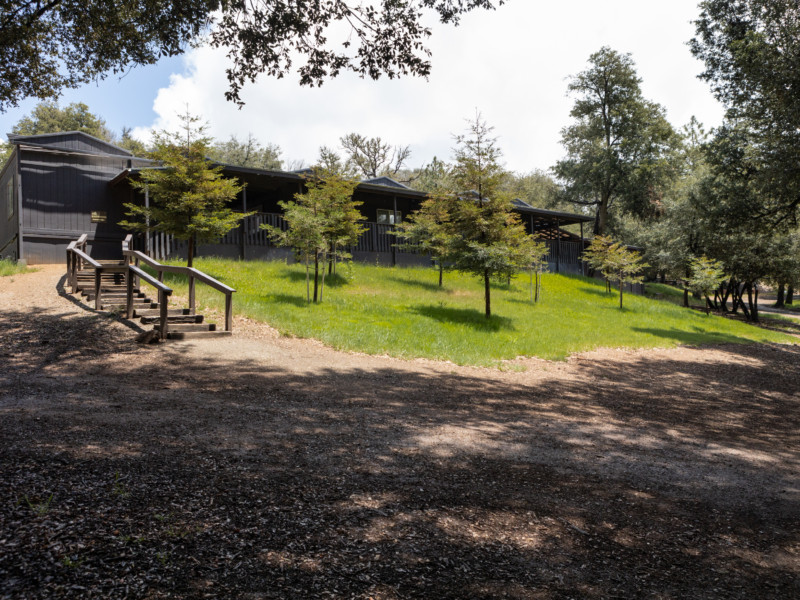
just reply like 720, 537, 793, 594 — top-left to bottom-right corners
529, 269, 534, 303
704, 296, 711, 315
751, 283, 759, 323
305, 256, 310, 303
313, 253, 319, 302
683, 287, 689, 308
786, 285, 794, 305
187, 236, 195, 268
438, 261, 443, 287
776, 282, 785, 308
320, 250, 326, 302
618, 275, 624, 309
484, 270, 491, 318
537, 268, 542, 302
730, 281, 741, 314
720, 280, 731, 312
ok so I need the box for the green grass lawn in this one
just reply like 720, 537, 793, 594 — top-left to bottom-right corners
0, 258, 34, 277
151, 258, 796, 365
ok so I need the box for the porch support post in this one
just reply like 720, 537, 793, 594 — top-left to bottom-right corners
556, 218, 561, 274
392, 195, 397, 266
239, 187, 247, 260
144, 186, 151, 256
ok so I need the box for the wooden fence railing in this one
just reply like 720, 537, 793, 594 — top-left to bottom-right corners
127, 214, 585, 269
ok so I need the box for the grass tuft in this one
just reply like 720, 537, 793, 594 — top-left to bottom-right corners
0, 258, 34, 277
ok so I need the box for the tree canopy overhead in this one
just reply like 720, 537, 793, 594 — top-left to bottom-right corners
0, 0, 503, 112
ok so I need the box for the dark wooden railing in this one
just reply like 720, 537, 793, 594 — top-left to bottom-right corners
123, 235, 236, 332
67, 234, 127, 309
66, 233, 88, 292
127, 263, 173, 339
130, 213, 585, 268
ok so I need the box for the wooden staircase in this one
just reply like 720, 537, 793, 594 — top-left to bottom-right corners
72, 260, 231, 341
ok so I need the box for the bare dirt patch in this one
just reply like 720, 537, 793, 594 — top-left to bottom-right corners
1, 266, 798, 598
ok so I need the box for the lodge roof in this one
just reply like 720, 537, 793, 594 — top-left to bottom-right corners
108, 164, 430, 198
7, 131, 134, 158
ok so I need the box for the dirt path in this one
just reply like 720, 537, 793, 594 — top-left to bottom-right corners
1, 267, 799, 599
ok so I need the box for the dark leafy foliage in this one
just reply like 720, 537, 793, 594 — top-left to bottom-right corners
0, 0, 502, 111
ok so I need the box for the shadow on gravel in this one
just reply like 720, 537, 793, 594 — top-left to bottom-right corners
55, 274, 145, 335
1, 305, 798, 599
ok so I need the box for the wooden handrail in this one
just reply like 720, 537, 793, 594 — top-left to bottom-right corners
122, 246, 236, 332
128, 264, 172, 295
71, 247, 102, 269
124, 249, 235, 294
127, 264, 173, 339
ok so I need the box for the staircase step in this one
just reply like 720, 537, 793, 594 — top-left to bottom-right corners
77, 283, 133, 290
165, 323, 217, 332
166, 330, 232, 340
76, 275, 127, 282
101, 303, 153, 311
141, 314, 204, 325
85, 294, 150, 303
134, 308, 189, 317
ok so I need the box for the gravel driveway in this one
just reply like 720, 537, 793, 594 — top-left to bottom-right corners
1, 266, 798, 599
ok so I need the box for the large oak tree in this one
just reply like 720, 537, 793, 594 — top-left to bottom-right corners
554, 47, 680, 236
691, 0, 800, 223
0, 1, 503, 112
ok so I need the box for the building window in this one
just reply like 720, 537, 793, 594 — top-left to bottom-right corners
6, 178, 12, 221
376, 209, 401, 225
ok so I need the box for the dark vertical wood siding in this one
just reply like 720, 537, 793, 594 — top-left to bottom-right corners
0, 151, 19, 259
19, 148, 132, 264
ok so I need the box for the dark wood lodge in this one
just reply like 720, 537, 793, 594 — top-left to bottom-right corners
1, 132, 593, 272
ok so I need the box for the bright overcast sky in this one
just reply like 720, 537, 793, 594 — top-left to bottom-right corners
1, 0, 724, 173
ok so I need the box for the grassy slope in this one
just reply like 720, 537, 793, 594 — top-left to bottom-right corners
156, 258, 795, 365
644, 282, 705, 308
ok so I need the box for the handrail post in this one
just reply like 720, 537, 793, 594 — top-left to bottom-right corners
159, 290, 169, 340
126, 266, 134, 320
94, 267, 102, 310
72, 253, 78, 293
225, 292, 233, 332
67, 251, 73, 291
72, 252, 77, 291
188, 275, 196, 315
134, 256, 140, 290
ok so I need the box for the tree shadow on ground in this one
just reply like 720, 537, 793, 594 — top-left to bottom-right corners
631, 326, 752, 346
577, 286, 616, 299
410, 304, 513, 331
1, 304, 798, 599
283, 270, 349, 288
263, 293, 311, 308
387, 275, 448, 293
55, 274, 145, 334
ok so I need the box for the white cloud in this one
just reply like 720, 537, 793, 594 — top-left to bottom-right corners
135, 0, 724, 173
